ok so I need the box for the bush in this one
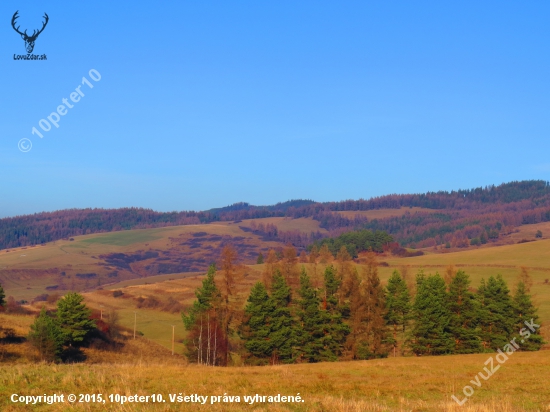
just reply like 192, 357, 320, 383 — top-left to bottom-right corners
112, 290, 123, 298
536, 230, 543, 238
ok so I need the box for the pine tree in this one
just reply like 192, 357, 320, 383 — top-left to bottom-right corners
56, 292, 96, 347
28, 308, 64, 362
409, 274, 454, 356
385, 270, 411, 356
182, 264, 224, 365
296, 266, 334, 362
269, 270, 297, 364
321, 265, 349, 359
513, 282, 544, 351
256, 252, 264, 265
476, 275, 515, 351
447, 271, 482, 354
241, 282, 275, 364
182, 264, 221, 329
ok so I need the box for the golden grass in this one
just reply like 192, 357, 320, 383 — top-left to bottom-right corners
1, 351, 550, 411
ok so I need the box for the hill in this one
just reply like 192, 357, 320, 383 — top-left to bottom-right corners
2, 180, 550, 251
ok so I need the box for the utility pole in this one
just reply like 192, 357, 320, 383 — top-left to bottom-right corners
133, 312, 137, 339
172, 325, 175, 355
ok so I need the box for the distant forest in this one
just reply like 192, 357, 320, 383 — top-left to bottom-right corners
1, 180, 549, 250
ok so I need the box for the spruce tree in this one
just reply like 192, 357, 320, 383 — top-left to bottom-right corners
409, 273, 454, 356
321, 265, 349, 359
296, 266, 334, 362
447, 271, 482, 354
513, 281, 544, 351
476, 275, 515, 351
56, 292, 96, 347
182, 264, 224, 365
256, 252, 264, 265
182, 264, 221, 329
385, 270, 411, 356
269, 270, 297, 364
241, 282, 275, 364
28, 308, 64, 362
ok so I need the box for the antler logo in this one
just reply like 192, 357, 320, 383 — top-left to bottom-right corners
11, 11, 49, 54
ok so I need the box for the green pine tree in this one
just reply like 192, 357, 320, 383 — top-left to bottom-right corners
513, 281, 545, 351
241, 282, 275, 364
385, 270, 411, 356
476, 275, 515, 351
321, 265, 349, 359
56, 292, 96, 347
256, 252, 264, 265
269, 270, 297, 364
182, 264, 221, 329
28, 308, 64, 362
447, 271, 482, 354
181, 264, 224, 365
409, 273, 454, 356
296, 266, 334, 362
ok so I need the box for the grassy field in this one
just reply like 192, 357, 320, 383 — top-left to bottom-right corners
1, 350, 549, 411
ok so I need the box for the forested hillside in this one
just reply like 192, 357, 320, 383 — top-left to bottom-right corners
1, 180, 549, 250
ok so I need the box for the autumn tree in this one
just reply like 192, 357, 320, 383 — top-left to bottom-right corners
281, 244, 299, 288
219, 245, 240, 365
262, 249, 279, 289
308, 245, 320, 288
360, 253, 390, 358
444, 264, 457, 286
319, 244, 333, 264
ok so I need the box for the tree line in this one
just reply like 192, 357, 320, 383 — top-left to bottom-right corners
2, 180, 550, 251
181, 246, 544, 366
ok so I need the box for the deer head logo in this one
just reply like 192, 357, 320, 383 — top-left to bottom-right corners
11, 11, 49, 54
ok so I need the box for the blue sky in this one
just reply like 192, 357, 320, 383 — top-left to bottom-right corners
1, 1, 549, 217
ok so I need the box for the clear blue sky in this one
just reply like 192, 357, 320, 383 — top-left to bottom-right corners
2, 1, 549, 217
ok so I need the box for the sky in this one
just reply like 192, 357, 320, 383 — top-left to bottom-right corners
1, 1, 549, 218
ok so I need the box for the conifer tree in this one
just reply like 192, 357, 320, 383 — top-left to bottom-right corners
476, 275, 515, 351
385, 270, 411, 356
513, 281, 544, 351
256, 252, 264, 265
344, 269, 366, 359
321, 265, 349, 359
269, 270, 297, 364
447, 271, 482, 354
296, 266, 335, 362
409, 273, 454, 355
56, 292, 96, 347
182, 264, 224, 365
28, 308, 64, 362
241, 282, 275, 364
360, 254, 390, 358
